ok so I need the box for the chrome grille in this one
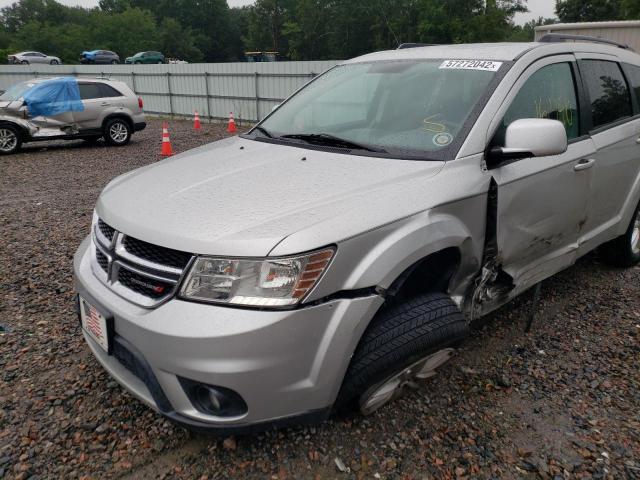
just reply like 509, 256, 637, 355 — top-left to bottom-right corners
91, 218, 193, 307
95, 248, 109, 272
123, 236, 191, 270
98, 219, 115, 243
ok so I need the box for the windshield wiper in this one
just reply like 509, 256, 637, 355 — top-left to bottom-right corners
279, 133, 385, 153
252, 125, 273, 138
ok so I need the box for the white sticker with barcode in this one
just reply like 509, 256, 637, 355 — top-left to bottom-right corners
439, 60, 503, 71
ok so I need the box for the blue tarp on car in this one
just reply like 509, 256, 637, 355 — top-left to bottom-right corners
22, 77, 84, 117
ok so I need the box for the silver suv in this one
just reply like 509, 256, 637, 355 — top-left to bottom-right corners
74, 38, 640, 433
0, 77, 145, 154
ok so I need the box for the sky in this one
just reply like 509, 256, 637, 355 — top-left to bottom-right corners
514, 0, 557, 25
0, 0, 557, 25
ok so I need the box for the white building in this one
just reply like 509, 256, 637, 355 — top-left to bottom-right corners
535, 21, 640, 52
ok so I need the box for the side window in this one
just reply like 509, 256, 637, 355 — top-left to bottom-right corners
99, 83, 122, 97
580, 60, 632, 129
495, 62, 579, 145
78, 83, 103, 100
622, 63, 640, 113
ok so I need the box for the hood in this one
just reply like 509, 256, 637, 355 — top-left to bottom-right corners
97, 137, 445, 257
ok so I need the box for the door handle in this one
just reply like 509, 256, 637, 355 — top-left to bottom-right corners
636, 136, 640, 144
574, 158, 596, 171
100, 102, 110, 106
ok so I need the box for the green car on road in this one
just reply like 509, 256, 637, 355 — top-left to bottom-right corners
125, 51, 165, 64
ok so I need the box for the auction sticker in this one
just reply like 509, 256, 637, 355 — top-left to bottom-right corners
439, 60, 502, 72
433, 132, 453, 147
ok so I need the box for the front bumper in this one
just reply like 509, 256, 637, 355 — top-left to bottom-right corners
74, 236, 383, 431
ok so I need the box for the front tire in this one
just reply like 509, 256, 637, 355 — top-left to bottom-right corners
336, 293, 468, 415
110, 59, 119, 65
103, 118, 131, 146
20, 60, 28, 65
600, 202, 640, 267
50, 59, 59, 65
0, 124, 22, 155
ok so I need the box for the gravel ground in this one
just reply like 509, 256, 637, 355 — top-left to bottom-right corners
1, 118, 639, 479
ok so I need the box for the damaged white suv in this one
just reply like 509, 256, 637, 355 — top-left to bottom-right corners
75, 36, 640, 433
0, 77, 145, 154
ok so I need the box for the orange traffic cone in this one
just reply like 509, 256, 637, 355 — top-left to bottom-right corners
227, 111, 237, 134
193, 110, 201, 130
161, 122, 174, 156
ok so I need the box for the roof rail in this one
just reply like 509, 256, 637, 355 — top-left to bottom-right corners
538, 33, 632, 51
396, 43, 436, 49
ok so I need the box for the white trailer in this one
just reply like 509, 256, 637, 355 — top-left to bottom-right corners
535, 21, 640, 52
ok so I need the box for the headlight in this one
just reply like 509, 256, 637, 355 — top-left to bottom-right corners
179, 248, 335, 308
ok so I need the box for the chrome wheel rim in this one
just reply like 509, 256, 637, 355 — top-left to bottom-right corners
109, 122, 128, 143
631, 209, 640, 255
0, 128, 18, 152
359, 348, 454, 415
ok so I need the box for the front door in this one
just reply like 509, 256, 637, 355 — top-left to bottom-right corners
74, 83, 107, 129
487, 55, 596, 288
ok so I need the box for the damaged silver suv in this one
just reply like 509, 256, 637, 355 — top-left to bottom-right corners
0, 77, 145, 154
74, 36, 640, 433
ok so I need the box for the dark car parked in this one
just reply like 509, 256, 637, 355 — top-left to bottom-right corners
125, 51, 165, 64
80, 50, 120, 65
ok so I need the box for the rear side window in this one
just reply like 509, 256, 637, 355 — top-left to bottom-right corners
496, 62, 579, 143
78, 83, 103, 100
622, 63, 640, 112
580, 60, 632, 129
99, 84, 122, 97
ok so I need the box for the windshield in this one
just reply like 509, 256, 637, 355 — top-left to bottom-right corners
257, 60, 501, 158
0, 81, 36, 102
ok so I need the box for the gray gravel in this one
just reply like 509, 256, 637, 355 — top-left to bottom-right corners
1, 118, 639, 479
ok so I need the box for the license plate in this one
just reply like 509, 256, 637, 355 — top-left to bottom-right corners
79, 296, 110, 353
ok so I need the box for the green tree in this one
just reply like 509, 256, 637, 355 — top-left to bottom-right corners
555, 0, 622, 22
99, 0, 131, 14
158, 17, 203, 61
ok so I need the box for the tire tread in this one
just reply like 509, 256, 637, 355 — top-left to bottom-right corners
336, 293, 468, 410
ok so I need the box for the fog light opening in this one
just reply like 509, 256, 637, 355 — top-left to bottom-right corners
180, 378, 248, 417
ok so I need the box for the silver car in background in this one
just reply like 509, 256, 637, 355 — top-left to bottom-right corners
75, 37, 640, 433
8, 51, 62, 65
0, 77, 146, 154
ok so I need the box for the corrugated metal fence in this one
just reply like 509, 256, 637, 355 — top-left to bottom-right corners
0, 61, 340, 122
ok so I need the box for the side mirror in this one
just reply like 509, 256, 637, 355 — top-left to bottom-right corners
489, 118, 568, 167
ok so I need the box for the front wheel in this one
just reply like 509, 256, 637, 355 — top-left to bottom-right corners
600, 203, 640, 267
20, 60, 28, 65
50, 59, 59, 65
110, 59, 118, 64
103, 118, 131, 146
336, 293, 468, 415
0, 125, 22, 155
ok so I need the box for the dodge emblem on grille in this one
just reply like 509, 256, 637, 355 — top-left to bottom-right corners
128, 276, 166, 293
